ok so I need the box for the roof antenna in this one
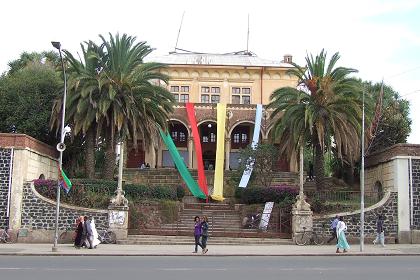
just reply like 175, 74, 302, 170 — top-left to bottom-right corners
246, 14, 250, 54
174, 11, 185, 53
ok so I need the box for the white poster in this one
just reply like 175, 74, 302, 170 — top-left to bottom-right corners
259, 201, 274, 231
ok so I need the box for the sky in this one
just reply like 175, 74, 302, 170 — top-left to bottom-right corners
1, 0, 419, 143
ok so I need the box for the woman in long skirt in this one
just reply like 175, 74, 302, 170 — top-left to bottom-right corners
336, 216, 350, 253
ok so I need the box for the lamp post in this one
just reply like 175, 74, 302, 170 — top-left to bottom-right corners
360, 88, 365, 252
51, 41, 67, 252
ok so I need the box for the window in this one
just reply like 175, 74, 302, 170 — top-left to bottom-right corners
211, 95, 220, 103
179, 132, 186, 142
232, 95, 240, 104
231, 87, 252, 104
170, 86, 179, 92
203, 136, 209, 143
211, 87, 220, 93
170, 85, 190, 103
201, 94, 210, 103
241, 133, 248, 143
171, 131, 178, 141
180, 94, 189, 103
210, 133, 216, 142
201, 86, 220, 103
169, 122, 188, 147
233, 133, 240, 143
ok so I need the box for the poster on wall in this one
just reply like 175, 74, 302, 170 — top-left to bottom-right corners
259, 201, 274, 231
109, 211, 126, 225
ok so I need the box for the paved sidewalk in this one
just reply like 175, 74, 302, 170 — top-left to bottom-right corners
1, 243, 420, 256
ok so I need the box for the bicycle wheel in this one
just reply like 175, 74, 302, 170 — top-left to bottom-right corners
59, 231, 68, 244
313, 233, 325, 245
108, 231, 117, 244
295, 232, 309, 246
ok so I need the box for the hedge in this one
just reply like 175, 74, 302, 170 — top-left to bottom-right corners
33, 179, 183, 209
237, 185, 298, 206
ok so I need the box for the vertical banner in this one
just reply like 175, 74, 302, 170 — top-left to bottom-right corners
159, 129, 206, 199
211, 103, 226, 201
186, 103, 208, 196
239, 104, 263, 188
259, 201, 274, 231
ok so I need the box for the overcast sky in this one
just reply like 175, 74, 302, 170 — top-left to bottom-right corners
1, 0, 419, 143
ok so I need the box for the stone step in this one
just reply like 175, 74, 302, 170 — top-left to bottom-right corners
118, 238, 294, 245
126, 230, 290, 239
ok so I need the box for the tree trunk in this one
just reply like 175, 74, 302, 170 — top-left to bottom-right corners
314, 141, 325, 191
102, 130, 116, 180
84, 128, 96, 179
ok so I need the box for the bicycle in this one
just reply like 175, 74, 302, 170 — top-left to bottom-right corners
97, 229, 116, 244
294, 226, 326, 246
59, 227, 76, 244
0, 228, 13, 243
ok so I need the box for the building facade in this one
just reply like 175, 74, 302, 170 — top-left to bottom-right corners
126, 51, 299, 172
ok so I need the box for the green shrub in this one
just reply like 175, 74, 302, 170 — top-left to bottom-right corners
176, 185, 186, 200
159, 200, 180, 223
239, 185, 298, 206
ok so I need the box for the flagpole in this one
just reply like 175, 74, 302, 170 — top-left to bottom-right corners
52, 41, 67, 252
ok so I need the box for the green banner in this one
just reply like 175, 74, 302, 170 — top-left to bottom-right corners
159, 129, 206, 199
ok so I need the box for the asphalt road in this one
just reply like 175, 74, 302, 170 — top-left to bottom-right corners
0, 256, 419, 280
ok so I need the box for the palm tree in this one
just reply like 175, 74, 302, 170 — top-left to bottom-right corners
268, 50, 362, 190
51, 41, 105, 178
52, 33, 174, 180
94, 33, 175, 179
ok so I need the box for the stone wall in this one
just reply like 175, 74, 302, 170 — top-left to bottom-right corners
21, 182, 108, 231
0, 148, 11, 229
313, 192, 398, 241
412, 159, 420, 230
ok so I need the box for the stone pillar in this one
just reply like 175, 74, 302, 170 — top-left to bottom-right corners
292, 195, 313, 240
157, 146, 162, 168
188, 137, 194, 169
292, 146, 313, 240
108, 205, 129, 240
225, 138, 231, 171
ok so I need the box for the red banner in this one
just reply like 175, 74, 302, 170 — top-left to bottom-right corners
186, 103, 208, 196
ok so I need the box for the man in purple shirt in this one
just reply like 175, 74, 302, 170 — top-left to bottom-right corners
327, 215, 339, 244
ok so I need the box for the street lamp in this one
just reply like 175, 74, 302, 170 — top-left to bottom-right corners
360, 88, 366, 252
51, 41, 67, 252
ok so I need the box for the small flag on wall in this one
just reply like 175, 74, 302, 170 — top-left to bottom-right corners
59, 168, 72, 193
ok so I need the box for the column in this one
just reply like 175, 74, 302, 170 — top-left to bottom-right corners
188, 137, 194, 169
225, 138, 231, 171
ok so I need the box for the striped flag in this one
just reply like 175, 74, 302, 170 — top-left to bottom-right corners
59, 167, 72, 193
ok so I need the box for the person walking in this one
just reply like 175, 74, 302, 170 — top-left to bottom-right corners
327, 215, 339, 244
193, 216, 204, 253
373, 214, 385, 247
74, 216, 84, 248
90, 217, 101, 248
85, 216, 94, 249
336, 216, 350, 253
201, 216, 209, 254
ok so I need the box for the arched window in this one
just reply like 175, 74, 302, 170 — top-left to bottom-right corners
169, 122, 188, 147
231, 125, 250, 149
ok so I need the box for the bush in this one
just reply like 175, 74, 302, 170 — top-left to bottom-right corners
239, 185, 298, 206
176, 185, 186, 200
34, 179, 179, 209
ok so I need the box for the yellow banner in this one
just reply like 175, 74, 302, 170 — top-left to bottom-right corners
211, 103, 226, 201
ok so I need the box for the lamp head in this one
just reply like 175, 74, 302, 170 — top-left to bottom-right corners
51, 41, 61, 50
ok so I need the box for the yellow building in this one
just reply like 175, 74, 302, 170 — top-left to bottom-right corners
126, 51, 298, 172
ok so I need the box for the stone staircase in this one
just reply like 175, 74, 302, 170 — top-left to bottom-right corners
120, 202, 292, 245
118, 235, 293, 245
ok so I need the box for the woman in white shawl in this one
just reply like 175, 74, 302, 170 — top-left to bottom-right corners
90, 218, 101, 248
336, 216, 350, 253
